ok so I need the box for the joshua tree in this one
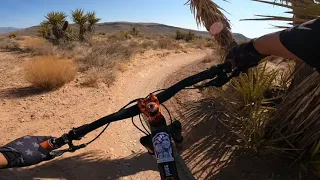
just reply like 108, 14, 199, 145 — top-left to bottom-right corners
71, 9, 100, 41
44, 11, 69, 41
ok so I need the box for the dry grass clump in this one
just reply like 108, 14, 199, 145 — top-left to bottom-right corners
156, 38, 181, 50
23, 37, 55, 56
24, 56, 77, 89
80, 67, 102, 87
76, 41, 134, 86
77, 41, 134, 71
140, 40, 157, 50
0, 37, 20, 51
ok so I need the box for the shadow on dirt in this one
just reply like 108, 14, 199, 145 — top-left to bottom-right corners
0, 87, 49, 99
179, 98, 316, 180
0, 151, 158, 180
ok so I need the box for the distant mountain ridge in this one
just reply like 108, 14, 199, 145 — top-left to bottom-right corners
11, 21, 250, 42
0, 27, 20, 34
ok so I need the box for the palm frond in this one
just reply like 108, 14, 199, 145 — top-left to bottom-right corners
241, 15, 309, 23
242, 0, 320, 27
186, 0, 237, 54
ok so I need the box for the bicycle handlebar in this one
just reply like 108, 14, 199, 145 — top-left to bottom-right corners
44, 60, 234, 150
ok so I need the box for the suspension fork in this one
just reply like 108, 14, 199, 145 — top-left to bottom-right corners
138, 94, 181, 180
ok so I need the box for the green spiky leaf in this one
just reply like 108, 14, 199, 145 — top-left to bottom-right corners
71, 9, 88, 26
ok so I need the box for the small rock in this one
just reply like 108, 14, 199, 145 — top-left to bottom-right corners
30, 114, 36, 120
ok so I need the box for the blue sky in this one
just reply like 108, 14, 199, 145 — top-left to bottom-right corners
0, 0, 290, 38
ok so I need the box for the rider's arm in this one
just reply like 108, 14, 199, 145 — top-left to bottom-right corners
0, 153, 8, 168
254, 18, 320, 71
253, 31, 300, 60
0, 136, 54, 169
229, 18, 320, 72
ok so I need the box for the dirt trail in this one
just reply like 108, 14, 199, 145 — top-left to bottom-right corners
0, 49, 209, 180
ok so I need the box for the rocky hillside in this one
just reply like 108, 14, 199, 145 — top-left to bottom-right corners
13, 22, 250, 42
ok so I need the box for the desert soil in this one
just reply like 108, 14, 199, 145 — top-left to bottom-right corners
0, 49, 210, 180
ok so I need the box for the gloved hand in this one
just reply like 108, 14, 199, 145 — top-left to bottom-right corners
226, 39, 268, 71
0, 135, 55, 168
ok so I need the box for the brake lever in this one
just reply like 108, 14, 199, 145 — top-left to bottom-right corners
203, 67, 243, 88
49, 150, 66, 157
49, 142, 87, 157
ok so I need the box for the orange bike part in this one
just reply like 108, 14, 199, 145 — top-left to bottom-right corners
40, 140, 55, 150
138, 94, 162, 123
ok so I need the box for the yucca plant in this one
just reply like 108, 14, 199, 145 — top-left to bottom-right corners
217, 62, 279, 148
71, 9, 88, 41
42, 12, 69, 42
38, 21, 51, 39
231, 61, 278, 106
265, 72, 320, 157
71, 9, 100, 41
242, 0, 318, 89
87, 11, 101, 33
243, 0, 319, 25
241, 1, 320, 165
45, 11, 67, 27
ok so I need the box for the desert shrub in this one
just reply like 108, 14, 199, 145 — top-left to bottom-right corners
80, 67, 101, 87
77, 41, 134, 71
157, 38, 181, 50
185, 31, 196, 42
140, 40, 156, 49
192, 38, 208, 49
175, 30, 196, 42
15, 36, 25, 41
23, 37, 55, 55
57, 39, 78, 51
106, 32, 128, 41
0, 38, 20, 51
175, 30, 185, 40
24, 56, 77, 89
129, 26, 140, 36
7, 33, 17, 38
119, 31, 128, 38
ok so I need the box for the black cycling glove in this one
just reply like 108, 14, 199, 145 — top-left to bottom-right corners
0, 135, 55, 168
226, 39, 268, 71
